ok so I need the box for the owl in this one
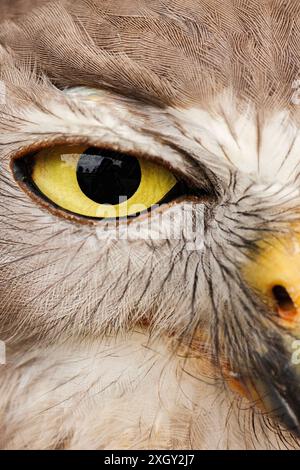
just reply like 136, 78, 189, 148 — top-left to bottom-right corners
0, 0, 300, 450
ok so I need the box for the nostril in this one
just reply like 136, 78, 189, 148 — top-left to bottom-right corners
271, 285, 297, 319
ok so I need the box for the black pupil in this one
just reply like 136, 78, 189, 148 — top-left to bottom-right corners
76, 148, 141, 205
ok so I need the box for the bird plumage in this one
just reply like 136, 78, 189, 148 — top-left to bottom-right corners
1, 0, 300, 449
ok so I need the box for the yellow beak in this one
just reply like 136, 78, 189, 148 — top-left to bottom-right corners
243, 232, 300, 329
237, 231, 300, 436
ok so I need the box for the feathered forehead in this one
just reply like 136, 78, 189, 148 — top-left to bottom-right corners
1, 0, 300, 113
2, 0, 300, 190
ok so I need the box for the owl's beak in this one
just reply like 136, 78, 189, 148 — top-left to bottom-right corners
226, 342, 300, 437
241, 232, 300, 437
248, 349, 300, 438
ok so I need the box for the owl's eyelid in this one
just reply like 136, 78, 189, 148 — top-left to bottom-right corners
9, 135, 193, 185
11, 140, 217, 221
12, 148, 197, 226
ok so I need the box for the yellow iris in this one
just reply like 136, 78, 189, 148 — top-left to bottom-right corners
31, 145, 177, 218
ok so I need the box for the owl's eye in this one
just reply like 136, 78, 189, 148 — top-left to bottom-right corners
13, 145, 184, 220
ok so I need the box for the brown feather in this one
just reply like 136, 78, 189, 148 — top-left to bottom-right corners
1, 0, 300, 110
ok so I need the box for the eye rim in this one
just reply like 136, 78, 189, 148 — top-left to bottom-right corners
13, 156, 203, 227
10, 137, 193, 187
11, 140, 205, 226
